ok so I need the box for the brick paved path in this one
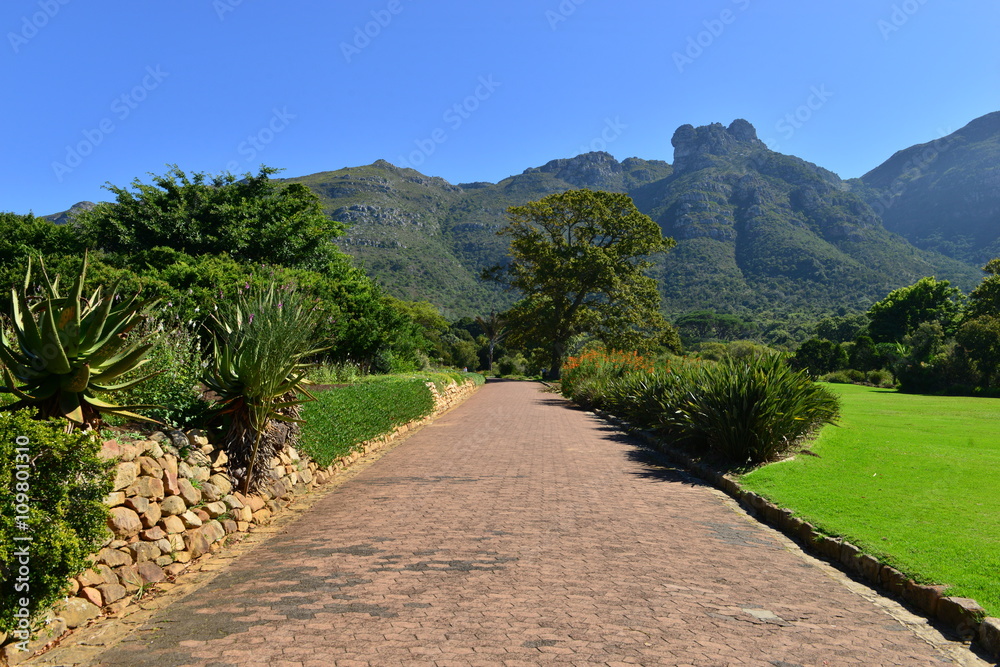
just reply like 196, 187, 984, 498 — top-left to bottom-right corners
93, 380, 976, 666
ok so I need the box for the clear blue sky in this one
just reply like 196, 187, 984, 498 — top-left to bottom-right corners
3, 0, 998, 215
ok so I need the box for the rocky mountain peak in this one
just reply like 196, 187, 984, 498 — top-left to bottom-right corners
43, 200, 96, 225
671, 119, 765, 173
522, 152, 624, 188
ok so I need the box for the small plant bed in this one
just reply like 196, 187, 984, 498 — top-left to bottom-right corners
299, 372, 482, 467
739, 383, 1000, 616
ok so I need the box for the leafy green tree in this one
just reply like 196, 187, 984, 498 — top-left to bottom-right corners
79, 166, 345, 270
789, 337, 848, 377
867, 277, 963, 343
965, 259, 1000, 321
848, 334, 882, 372
484, 189, 676, 379
675, 310, 752, 341
0, 212, 84, 264
675, 311, 718, 339
475, 311, 507, 372
815, 313, 868, 343
956, 316, 1000, 388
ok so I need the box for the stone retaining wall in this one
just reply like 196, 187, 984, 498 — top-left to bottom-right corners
3, 379, 480, 664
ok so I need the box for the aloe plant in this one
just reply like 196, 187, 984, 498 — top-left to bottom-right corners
0, 254, 160, 430
203, 284, 324, 493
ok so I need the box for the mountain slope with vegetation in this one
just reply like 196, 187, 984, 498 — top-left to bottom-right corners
643, 120, 980, 320
43, 115, 992, 327
284, 120, 981, 323
855, 111, 1000, 265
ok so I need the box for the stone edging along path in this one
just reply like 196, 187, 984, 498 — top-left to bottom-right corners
585, 406, 1000, 661
4, 379, 481, 667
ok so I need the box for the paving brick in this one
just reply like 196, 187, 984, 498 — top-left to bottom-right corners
86, 381, 978, 666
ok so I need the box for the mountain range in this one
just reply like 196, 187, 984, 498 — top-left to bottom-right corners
46, 113, 999, 321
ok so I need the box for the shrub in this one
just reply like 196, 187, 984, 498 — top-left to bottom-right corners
561, 348, 653, 408
113, 320, 209, 429
663, 355, 840, 467
602, 364, 692, 428
309, 359, 364, 385
866, 369, 895, 388
820, 371, 854, 384
496, 354, 529, 377
0, 412, 113, 637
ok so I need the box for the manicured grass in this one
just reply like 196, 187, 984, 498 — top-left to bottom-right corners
299, 372, 483, 467
740, 383, 1000, 616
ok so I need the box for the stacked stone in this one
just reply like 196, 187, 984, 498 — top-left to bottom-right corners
426, 378, 476, 412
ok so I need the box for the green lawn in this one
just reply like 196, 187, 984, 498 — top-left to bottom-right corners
740, 383, 1000, 616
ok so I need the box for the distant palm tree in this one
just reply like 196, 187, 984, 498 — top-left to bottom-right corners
475, 311, 507, 372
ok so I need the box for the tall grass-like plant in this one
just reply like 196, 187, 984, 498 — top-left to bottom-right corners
561, 348, 653, 410
602, 361, 699, 428
664, 355, 840, 467
203, 285, 325, 493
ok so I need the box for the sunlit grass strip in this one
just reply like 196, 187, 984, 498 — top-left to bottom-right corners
299, 373, 481, 467
740, 383, 1000, 615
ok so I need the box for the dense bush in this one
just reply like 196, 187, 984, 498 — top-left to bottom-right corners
866, 369, 895, 388
560, 348, 653, 409
113, 320, 209, 429
661, 355, 840, 466
0, 413, 113, 636
562, 352, 839, 468
496, 354, 530, 377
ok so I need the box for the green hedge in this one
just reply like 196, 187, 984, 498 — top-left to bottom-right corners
0, 413, 113, 637
299, 373, 481, 467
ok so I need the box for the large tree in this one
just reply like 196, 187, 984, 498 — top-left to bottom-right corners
866, 276, 964, 343
965, 258, 1000, 321
484, 189, 676, 379
79, 165, 344, 271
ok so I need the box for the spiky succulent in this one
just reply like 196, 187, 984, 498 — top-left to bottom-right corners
0, 254, 161, 430
202, 284, 324, 493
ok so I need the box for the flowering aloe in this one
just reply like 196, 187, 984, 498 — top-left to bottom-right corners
0, 254, 160, 430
